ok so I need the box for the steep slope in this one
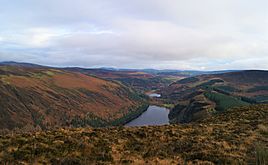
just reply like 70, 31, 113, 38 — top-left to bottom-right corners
0, 104, 267, 164
0, 65, 147, 130
162, 70, 268, 123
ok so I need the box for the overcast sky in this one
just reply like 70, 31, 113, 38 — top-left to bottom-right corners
0, 0, 268, 70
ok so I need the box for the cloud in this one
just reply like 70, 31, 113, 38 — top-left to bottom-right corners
0, 0, 267, 70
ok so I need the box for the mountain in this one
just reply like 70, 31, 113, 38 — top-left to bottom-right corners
63, 68, 238, 92
0, 64, 148, 130
0, 61, 45, 68
162, 70, 268, 123
0, 62, 237, 92
0, 104, 267, 164
64, 67, 186, 92
0, 62, 267, 164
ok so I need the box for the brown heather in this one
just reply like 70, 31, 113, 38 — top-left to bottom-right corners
0, 104, 267, 164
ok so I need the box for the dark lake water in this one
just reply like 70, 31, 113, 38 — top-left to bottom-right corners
125, 105, 170, 127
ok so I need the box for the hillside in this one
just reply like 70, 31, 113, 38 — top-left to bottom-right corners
66, 68, 234, 92
65, 67, 187, 92
0, 65, 147, 130
0, 104, 267, 164
162, 70, 268, 123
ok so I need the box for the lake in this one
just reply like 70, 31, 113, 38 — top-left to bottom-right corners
125, 105, 169, 127
148, 93, 161, 98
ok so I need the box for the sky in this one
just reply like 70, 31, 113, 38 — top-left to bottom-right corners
0, 0, 268, 70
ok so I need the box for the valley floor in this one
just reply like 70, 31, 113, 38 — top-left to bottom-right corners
0, 104, 267, 164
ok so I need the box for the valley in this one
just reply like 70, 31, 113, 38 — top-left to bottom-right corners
2, 1, 268, 164
1, 62, 268, 129
0, 62, 267, 164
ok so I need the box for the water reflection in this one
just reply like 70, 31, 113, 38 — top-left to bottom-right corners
125, 105, 169, 127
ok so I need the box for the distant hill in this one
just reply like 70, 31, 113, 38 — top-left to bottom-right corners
63, 68, 236, 92
0, 65, 147, 130
162, 70, 268, 123
64, 67, 185, 92
1, 62, 265, 127
0, 62, 238, 92
0, 61, 45, 68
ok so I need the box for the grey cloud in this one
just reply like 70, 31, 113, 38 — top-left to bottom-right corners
0, 0, 267, 70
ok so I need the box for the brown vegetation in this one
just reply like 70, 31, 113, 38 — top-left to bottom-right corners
0, 66, 146, 130
0, 104, 267, 164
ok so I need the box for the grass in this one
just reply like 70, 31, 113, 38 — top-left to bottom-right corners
44, 71, 55, 76
0, 75, 10, 84
30, 70, 55, 79
258, 124, 268, 137
162, 104, 174, 109
256, 144, 268, 165
256, 124, 268, 165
